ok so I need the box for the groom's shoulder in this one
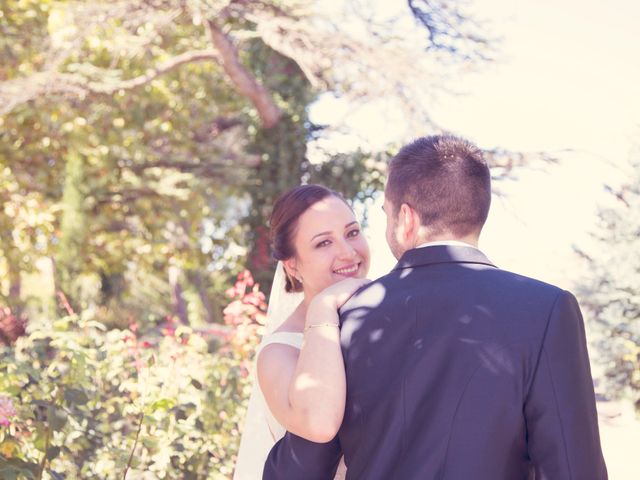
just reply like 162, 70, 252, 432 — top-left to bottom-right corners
342, 266, 571, 312
491, 266, 564, 293
488, 266, 579, 312
378, 262, 564, 293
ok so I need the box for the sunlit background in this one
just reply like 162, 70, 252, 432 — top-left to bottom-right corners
316, 0, 639, 283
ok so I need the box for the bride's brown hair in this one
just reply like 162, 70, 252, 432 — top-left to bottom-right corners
269, 184, 346, 292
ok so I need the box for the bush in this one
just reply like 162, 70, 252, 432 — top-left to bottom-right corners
0, 271, 265, 479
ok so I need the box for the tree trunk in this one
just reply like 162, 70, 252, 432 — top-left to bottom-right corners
206, 20, 281, 128
57, 149, 88, 311
169, 265, 189, 325
187, 270, 215, 324
8, 270, 22, 318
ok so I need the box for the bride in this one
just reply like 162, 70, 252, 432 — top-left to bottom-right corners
233, 185, 371, 479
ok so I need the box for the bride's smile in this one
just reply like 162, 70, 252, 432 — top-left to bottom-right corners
333, 263, 361, 277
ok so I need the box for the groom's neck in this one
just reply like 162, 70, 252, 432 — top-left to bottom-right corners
414, 230, 480, 249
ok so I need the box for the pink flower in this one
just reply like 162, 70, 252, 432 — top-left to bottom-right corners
0, 396, 17, 427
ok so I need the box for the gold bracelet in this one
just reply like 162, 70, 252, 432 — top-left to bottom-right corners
303, 323, 340, 332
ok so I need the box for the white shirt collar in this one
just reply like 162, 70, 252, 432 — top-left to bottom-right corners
416, 240, 480, 249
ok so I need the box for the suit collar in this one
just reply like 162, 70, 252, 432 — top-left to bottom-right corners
392, 245, 497, 271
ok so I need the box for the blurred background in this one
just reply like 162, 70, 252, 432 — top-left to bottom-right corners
0, 0, 638, 478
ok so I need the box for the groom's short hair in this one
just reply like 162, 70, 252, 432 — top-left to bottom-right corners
386, 135, 491, 237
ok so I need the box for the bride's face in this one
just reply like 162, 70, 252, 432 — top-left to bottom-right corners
284, 196, 370, 298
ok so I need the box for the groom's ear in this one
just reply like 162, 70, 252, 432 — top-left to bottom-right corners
399, 203, 418, 241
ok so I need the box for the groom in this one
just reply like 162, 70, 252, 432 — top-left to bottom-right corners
263, 135, 607, 479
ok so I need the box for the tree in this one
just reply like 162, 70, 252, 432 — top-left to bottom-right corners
575, 153, 640, 412
0, 0, 505, 325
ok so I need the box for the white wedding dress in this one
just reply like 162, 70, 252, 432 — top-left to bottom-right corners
233, 263, 346, 480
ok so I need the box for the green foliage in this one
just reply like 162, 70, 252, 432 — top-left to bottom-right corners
0, 1, 256, 323
0, 271, 265, 479
0, 0, 389, 325
0, 0, 52, 78
577, 157, 640, 412
0, 167, 56, 315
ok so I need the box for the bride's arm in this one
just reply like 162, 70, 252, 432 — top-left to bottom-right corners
257, 278, 367, 443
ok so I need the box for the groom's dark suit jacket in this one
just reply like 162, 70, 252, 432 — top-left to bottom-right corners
263, 245, 607, 479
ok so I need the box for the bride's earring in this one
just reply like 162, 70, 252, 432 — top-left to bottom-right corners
284, 268, 302, 291
283, 259, 304, 291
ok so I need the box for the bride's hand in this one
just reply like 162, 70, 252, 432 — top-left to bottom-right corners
311, 277, 371, 311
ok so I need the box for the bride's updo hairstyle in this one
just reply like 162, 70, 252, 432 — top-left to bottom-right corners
270, 184, 346, 293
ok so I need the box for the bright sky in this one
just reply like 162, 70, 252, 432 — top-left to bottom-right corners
312, 0, 640, 289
